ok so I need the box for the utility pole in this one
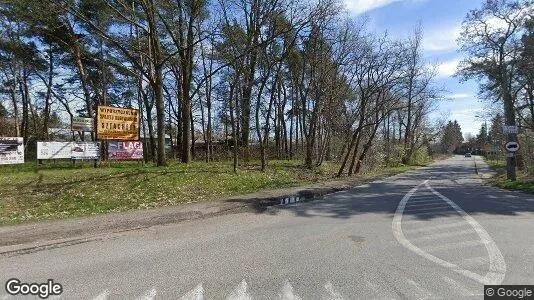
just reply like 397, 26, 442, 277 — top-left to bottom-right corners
499, 38, 517, 181
504, 95, 517, 181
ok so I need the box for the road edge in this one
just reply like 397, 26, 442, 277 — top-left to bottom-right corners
0, 162, 439, 256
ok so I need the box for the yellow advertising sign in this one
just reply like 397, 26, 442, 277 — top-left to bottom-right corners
96, 105, 140, 140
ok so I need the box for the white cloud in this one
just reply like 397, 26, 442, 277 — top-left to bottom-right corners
447, 107, 483, 136
436, 59, 460, 78
344, 0, 400, 15
448, 93, 472, 99
344, 0, 427, 15
422, 25, 462, 52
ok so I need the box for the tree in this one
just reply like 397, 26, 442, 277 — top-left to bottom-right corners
440, 120, 463, 154
517, 18, 534, 129
458, 0, 533, 180
399, 25, 439, 164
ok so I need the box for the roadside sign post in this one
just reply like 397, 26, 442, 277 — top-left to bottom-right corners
504, 141, 519, 160
502, 125, 518, 135
504, 141, 519, 153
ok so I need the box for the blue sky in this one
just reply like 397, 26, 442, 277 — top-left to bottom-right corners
344, 0, 490, 137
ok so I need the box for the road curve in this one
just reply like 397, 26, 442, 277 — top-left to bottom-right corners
1, 156, 534, 299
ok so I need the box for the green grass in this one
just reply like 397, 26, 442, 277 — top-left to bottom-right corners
485, 158, 534, 193
0, 159, 418, 225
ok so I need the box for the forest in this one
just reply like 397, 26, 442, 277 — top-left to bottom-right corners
0, 0, 531, 177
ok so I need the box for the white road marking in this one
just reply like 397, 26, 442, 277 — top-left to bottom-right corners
425, 182, 507, 284
441, 276, 478, 296
279, 282, 301, 300
181, 284, 204, 300
403, 205, 454, 213
405, 279, 434, 299
404, 202, 452, 208
392, 180, 507, 285
424, 240, 485, 252
404, 198, 440, 203
410, 229, 475, 241
409, 195, 436, 200
323, 281, 344, 300
403, 221, 468, 233
136, 289, 157, 300
227, 280, 252, 300
92, 290, 109, 300
407, 209, 456, 216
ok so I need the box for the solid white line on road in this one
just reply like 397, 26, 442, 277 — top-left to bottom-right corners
410, 229, 475, 241
441, 276, 479, 297
323, 281, 344, 300
227, 280, 252, 300
403, 221, 469, 233
181, 284, 204, 300
392, 180, 507, 285
424, 240, 485, 252
92, 290, 109, 300
136, 289, 157, 300
279, 282, 301, 300
425, 182, 507, 285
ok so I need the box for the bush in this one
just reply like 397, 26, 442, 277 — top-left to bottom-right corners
411, 147, 431, 166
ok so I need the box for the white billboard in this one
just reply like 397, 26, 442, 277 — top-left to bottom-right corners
71, 142, 101, 160
37, 142, 75, 159
0, 137, 24, 165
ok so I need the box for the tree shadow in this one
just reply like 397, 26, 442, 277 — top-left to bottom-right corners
223, 161, 534, 221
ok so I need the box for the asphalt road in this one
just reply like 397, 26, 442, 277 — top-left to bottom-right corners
1, 156, 534, 299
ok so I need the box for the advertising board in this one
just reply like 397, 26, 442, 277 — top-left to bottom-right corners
71, 142, 101, 160
71, 117, 94, 132
37, 142, 75, 159
108, 141, 143, 160
0, 137, 24, 165
96, 106, 139, 140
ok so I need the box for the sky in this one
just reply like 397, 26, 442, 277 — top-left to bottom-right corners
343, 0, 490, 137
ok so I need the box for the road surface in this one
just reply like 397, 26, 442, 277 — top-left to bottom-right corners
1, 156, 534, 299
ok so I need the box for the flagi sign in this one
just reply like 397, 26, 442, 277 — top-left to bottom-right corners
108, 141, 144, 160
97, 105, 140, 140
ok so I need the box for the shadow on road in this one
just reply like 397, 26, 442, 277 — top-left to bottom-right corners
223, 160, 534, 221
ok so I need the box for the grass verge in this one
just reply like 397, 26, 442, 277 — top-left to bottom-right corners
485, 158, 534, 193
0, 159, 420, 225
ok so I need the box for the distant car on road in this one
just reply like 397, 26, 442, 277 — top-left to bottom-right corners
464, 152, 471, 157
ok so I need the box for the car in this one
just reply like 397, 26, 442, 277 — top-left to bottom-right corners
464, 152, 472, 157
